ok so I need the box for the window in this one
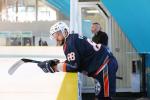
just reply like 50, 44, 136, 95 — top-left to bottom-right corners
38, 1, 56, 21
0, 0, 56, 22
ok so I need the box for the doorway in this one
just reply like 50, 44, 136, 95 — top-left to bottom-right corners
78, 2, 111, 48
131, 60, 142, 92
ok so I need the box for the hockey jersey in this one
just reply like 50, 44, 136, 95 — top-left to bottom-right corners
63, 34, 112, 75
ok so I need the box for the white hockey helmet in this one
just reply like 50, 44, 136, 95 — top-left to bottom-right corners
49, 22, 69, 39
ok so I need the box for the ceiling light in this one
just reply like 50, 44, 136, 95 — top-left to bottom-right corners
86, 10, 99, 14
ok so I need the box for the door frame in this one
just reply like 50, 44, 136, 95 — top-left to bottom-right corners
78, 1, 112, 49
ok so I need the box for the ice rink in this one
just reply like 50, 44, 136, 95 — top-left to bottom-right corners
0, 58, 68, 100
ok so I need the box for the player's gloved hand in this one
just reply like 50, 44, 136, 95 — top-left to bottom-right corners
37, 59, 60, 73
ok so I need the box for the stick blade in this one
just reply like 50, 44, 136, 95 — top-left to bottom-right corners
8, 60, 25, 75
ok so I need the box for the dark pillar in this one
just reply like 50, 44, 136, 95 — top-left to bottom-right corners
141, 54, 146, 96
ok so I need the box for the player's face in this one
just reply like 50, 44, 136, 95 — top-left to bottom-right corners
53, 31, 65, 46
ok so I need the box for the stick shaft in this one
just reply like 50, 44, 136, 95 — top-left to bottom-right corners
21, 58, 41, 63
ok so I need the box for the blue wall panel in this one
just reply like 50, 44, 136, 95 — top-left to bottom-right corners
102, 0, 150, 53
47, 0, 70, 17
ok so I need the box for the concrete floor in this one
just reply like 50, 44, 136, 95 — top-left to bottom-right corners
82, 93, 150, 100
113, 97, 150, 100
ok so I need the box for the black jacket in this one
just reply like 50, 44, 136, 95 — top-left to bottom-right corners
92, 31, 108, 46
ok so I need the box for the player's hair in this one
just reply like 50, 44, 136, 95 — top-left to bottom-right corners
92, 22, 100, 25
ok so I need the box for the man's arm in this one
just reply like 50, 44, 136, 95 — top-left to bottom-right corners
101, 32, 108, 46
37, 60, 78, 73
54, 62, 78, 72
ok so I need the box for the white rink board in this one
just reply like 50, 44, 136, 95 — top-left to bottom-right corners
0, 58, 67, 100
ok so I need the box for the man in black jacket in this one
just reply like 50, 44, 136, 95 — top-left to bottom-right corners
91, 22, 108, 46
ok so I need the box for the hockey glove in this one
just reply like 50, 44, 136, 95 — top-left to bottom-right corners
37, 59, 60, 73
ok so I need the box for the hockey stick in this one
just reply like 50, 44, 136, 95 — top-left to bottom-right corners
8, 58, 41, 75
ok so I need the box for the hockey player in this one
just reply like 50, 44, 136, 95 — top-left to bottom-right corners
38, 22, 118, 100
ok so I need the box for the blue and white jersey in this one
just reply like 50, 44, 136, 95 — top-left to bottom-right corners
63, 34, 111, 74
